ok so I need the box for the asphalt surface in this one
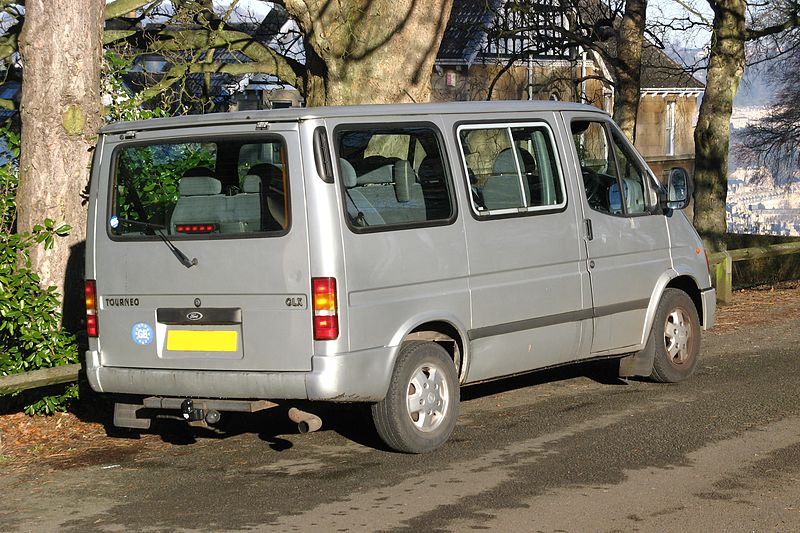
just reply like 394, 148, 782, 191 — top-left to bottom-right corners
2, 316, 800, 532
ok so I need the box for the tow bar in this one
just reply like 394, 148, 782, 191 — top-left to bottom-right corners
114, 397, 323, 432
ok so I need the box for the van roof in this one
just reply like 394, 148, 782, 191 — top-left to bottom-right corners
100, 100, 607, 134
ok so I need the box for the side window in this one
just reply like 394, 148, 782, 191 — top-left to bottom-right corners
571, 120, 648, 216
610, 130, 648, 214
457, 123, 565, 215
337, 125, 453, 229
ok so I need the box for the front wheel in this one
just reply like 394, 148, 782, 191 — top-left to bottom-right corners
650, 288, 701, 383
371, 341, 459, 453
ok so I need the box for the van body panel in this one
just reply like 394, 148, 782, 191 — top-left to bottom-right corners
666, 210, 713, 288
666, 210, 716, 330
328, 115, 472, 355
85, 345, 397, 400
90, 123, 315, 373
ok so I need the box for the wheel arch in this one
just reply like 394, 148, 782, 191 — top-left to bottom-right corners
665, 274, 703, 325
642, 271, 703, 346
390, 315, 469, 384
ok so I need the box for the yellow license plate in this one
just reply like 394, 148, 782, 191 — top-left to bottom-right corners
166, 330, 238, 352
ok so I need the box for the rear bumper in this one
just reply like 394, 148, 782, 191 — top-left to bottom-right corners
85, 345, 397, 402
700, 287, 716, 330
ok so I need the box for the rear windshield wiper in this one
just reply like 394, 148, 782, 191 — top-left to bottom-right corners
113, 217, 198, 268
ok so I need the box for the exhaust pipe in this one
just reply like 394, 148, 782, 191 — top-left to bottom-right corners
288, 407, 322, 433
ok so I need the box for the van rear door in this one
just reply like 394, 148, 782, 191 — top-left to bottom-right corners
90, 123, 313, 372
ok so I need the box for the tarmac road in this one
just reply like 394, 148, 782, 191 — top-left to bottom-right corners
2, 315, 800, 532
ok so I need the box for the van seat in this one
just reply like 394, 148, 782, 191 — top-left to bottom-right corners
232, 174, 265, 232
341, 158, 384, 226
171, 176, 225, 233
487, 148, 535, 208
234, 164, 286, 231
349, 159, 426, 225
622, 177, 645, 213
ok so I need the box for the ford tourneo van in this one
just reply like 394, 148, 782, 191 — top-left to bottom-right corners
85, 101, 715, 453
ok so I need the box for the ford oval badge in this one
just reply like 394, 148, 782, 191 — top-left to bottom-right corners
186, 311, 203, 321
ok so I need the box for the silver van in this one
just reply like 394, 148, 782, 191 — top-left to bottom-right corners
85, 101, 715, 453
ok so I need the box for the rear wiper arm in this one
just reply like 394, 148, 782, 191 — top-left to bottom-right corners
114, 217, 198, 268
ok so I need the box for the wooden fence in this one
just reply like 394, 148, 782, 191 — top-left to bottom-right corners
708, 241, 800, 304
0, 363, 81, 395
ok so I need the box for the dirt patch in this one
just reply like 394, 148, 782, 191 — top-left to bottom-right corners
710, 280, 800, 334
0, 408, 160, 472
1, 281, 799, 472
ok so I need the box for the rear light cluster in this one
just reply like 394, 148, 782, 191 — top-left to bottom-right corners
175, 223, 217, 234
312, 277, 338, 340
85, 280, 98, 337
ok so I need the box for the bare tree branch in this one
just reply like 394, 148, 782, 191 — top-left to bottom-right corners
104, 0, 157, 20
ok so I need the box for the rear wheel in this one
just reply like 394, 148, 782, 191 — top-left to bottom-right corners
371, 341, 459, 453
650, 288, 701, 383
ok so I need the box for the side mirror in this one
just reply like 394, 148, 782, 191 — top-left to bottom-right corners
665, 167, 693, 210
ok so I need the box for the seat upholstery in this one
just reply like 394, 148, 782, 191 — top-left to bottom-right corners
171, 175, 225, 233
481, 148, 528, 210
340, 158, 384, 226
239, 164, 286, 231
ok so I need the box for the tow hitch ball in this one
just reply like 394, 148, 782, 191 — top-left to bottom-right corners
180, 399, 220, 425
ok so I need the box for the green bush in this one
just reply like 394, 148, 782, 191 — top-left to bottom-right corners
0, 125, 79, 415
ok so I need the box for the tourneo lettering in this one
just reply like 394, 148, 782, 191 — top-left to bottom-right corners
105, 297, 140, 307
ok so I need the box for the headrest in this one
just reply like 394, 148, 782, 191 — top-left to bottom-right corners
417, 155, 442, 182
357, 165, 394, 185
182, 166, 215, 178
242, 174, 262, 193
339, 158, 358, 188
247, 163, 283, 180
179, 176, 222, 196
393, 160, 415, 202
493, 148, 535, 176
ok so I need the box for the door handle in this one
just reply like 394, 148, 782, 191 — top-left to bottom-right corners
584, 218, 594, 241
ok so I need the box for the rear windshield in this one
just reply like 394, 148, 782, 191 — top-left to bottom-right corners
110, 138, 289, 238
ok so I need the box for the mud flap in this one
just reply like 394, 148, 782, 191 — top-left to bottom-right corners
618, 332, 655, 378
114, 402, 152, 430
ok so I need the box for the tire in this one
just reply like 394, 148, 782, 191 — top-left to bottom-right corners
371, 341, 459, 453
649, 288, 701, 383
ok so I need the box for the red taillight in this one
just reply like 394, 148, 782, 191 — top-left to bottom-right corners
312, 277, 338, 340
175, 223, 217, 234
85, 280, 98, 337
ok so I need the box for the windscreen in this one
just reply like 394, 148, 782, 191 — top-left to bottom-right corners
110, 138, 289, 238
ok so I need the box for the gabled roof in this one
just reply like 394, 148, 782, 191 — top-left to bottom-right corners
640, 45, 704, 91
437, 0, 704, 91
437, 0, 504, 65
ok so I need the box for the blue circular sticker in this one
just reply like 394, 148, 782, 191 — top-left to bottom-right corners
109, 216, 119, 229
131, 322, 154, 346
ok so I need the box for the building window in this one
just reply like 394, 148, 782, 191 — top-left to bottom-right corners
483, 0, 571, 60
665, 101, 676, 156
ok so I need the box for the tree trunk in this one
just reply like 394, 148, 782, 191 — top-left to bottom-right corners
286, 0, 453, 105
17, 0, 105, 324
692, 0, 746, 252
612, 0, 647, 142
